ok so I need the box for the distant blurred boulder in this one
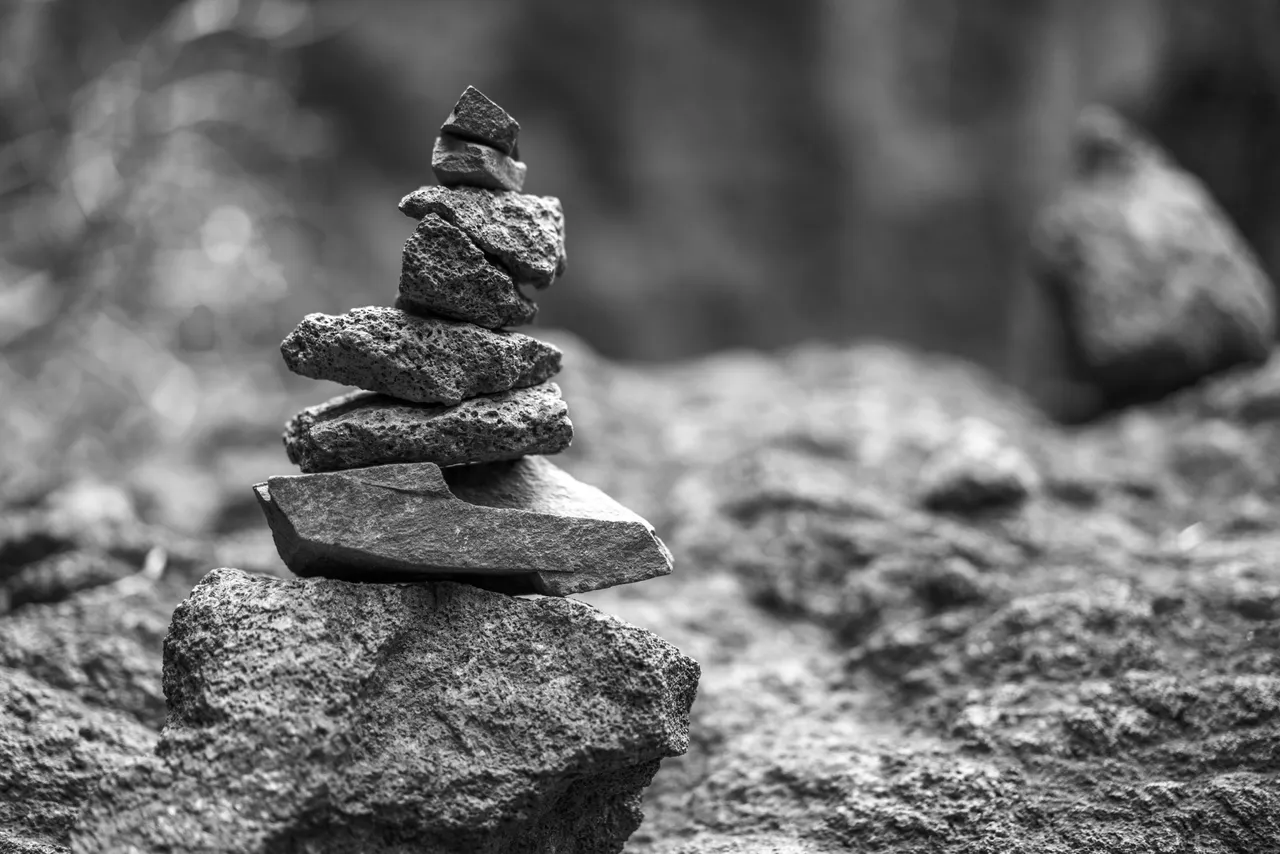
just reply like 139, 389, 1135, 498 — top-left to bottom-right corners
1024, 106, 1276, 421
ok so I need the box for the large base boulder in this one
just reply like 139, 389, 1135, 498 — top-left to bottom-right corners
71, 568, 699, 854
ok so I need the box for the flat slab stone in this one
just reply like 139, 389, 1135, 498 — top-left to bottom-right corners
253, 456, 674, 596
280, 306, 561, 406
431, 135, 527, 192
400, 213, 536, 329
284, 382, 572, 473
1029, 106, 1276, 418
70, 568, 698, 853
399, 186, 566, 288
440, 85, 520, 157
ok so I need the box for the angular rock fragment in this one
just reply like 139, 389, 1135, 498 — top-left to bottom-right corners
440, 84, 520, 157
71, 568, 699, 853
280, 306, 561, 406
916, 419, 1039, 513
400, 213, 536, 328
431, 135, 527, 193
284, 382, 572, 473
399, 185, 567, 288
254, 456, 673, 596
1028, 106, 1276, 419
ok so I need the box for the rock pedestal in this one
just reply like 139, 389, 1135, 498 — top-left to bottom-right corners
70, 569, 699, 853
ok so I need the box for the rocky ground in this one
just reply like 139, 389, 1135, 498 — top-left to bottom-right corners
6, 328, 1280, 852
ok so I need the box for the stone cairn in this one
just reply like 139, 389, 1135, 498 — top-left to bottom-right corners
255, 86, 673, 596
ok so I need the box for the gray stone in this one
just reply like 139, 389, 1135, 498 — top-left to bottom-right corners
915, 418, 1040, 512
399, 186, 566, 289
254, 456, 673, 596
280, 306, 562, 406
440, 85, 520, 157
1, 666, 156, 853
1028, 106, 1276, 418
431, 135, 527, 192
399, 212, 537, 329
71, 568, 699, 853
284, 382, 573, 473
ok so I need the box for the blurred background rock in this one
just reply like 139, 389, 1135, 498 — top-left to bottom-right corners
2, 0, 1278, 529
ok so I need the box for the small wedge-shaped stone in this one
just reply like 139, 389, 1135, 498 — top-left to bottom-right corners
280, 306, 561, 406
254, 457, 674, 596
400, 213, 536, 328
431, 135, 527, 192
399, 185, 566, 288
441, 85, 520, 157
284, 382, 572, 473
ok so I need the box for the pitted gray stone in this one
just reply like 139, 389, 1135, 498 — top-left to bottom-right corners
280, 306, 561, 406
399, 213, 536, 329
399, 186, 566, 289
431, 135, 527, 193
284, 382, 572, 473
440, 85, 520, 157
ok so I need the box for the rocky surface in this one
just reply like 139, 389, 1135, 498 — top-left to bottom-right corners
71, 568, 698, 854
399, 186, 567, 289
399, 212, 537, 329
255, 456, 673, 595
441, 85, 521, 158
431, 134, 527, 193
280, 306, 561, 406
11, 332, 1280, 851
1027, 106, 1275, 421
284, 382, 572, 473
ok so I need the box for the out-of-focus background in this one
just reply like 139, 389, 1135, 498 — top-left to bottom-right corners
2, 0, 1279, 527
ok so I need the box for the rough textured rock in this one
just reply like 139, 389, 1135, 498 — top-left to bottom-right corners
915, 417, 1040, 512
399, 212, 537, 329
440, 84, 520, 157
431, 134, 527, 193
71, 568, 699, 854
1, 666, 156, 853
399, 186, 566, 288
284, 382, 573, 473
254, 456, 673, 596
280, 306, 562, 406
1028, 106, 1276, 420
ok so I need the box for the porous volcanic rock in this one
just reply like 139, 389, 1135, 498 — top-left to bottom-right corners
254, 456, 672, 595
280, 306, 561, 406
431, 135, 527, 193
399, 186, 566, 288
71, 568, 699, 854
1027, 105, 1276, 420
441, 84, 520, 157
399, 213, 536, 329
1, 666, 156, 853
283, 382, 572, 473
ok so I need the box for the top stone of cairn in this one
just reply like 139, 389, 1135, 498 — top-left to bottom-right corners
442, 86, 520, 158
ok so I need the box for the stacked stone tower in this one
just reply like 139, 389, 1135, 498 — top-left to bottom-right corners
254, 86, 673, 596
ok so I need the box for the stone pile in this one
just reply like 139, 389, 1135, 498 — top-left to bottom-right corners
257, 85, 673, 597
67, 88, 696, 853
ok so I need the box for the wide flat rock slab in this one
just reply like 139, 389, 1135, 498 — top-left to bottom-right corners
441, 85, 520, 157
254, 456, 673, 596
431, 135, 527, 193
70, 568, 699, 853
1028, 106, 1276, 420
280, 306, 561, 406
400, 212, 536, 329
399, 185, 566, 288
284, 382, 572, 473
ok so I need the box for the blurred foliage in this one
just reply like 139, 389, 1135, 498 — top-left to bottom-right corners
1, 0, 1278, 523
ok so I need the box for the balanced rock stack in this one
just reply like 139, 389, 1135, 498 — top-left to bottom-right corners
70, 89, 696, 853
257, 86, 673, 597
